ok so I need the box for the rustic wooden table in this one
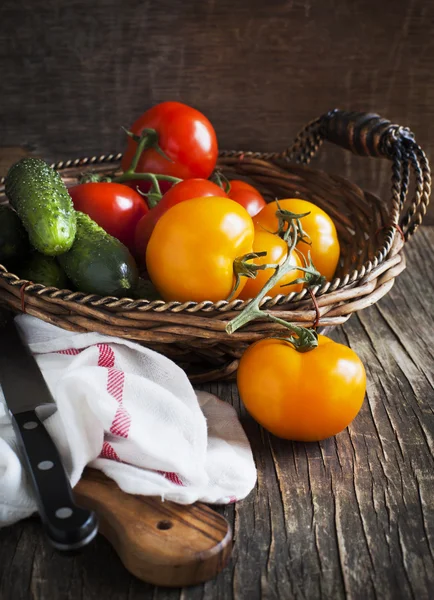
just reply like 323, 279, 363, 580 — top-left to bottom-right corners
0, 229, 433, 600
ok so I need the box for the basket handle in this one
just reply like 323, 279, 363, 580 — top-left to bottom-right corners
286, 109, 431, 239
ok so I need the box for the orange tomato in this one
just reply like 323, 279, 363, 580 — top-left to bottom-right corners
134, 178, 227, 265
237, 335, 366, 441
146, 196, 254, 302
238, 231, 303, 300
254, 199, 340, 281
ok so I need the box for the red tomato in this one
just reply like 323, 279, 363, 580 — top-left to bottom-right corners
121, 102, 218, 180
68, 183, 148, 252
228, 180, 266, 217
134, 179, 227, 264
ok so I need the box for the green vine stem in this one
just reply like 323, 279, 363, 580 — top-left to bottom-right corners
78, 130, 183, 204
113, 129, 182, 186
121, 127, 173, 167
113, 171, 181, 186
226, 210, 325, 352
227, 251, 279, 302
210, 170, 232, 194
131, 173, 163, 208
113, 171, 182, 209
110, 129, 183, 206
116, 172, 181, 208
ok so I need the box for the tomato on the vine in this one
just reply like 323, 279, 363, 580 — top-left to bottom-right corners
134, 179, 227, 265
146, 196, 254, 302
238, 231, 303, 300
254, 198, 340, 281
124, 178, 174, 197
228, 180, 266, 217
237, 335, 366, 441
121, 101, 218, 180
68, 182, 148, 252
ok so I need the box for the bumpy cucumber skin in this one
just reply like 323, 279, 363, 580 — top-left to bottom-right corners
58, 212, 139, 297
19, 252, 69, 288
0, 205, 29, 265
5, 158, 76, 256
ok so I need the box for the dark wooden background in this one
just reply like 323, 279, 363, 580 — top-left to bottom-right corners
0, 4, 434, 598
0, 0, 433, 221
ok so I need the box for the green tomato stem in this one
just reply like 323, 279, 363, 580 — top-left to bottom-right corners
121, 127, 174, 171
127, 128, 153, 172
146, 192, 162, 209
226, 216, 320, 352
227, 251, 278, 302
113, 172, 182, 185
116, 127, 182, 197
210, 170, 232, 194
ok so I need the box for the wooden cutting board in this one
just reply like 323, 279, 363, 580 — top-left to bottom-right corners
73, 468, 232, 587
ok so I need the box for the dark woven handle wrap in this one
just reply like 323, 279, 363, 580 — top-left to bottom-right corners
288, 109, 431, 239
321, 110, 404, 158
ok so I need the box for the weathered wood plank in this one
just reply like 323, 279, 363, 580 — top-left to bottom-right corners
0, 220, 433, 600
0, 0, 433, 222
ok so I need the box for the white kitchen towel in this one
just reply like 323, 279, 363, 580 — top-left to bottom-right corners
0, 315, 256, 527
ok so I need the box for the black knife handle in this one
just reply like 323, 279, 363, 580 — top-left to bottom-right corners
12, 411, 98, 551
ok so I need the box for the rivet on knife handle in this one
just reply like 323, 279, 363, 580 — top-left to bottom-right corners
12, 410, 98, 551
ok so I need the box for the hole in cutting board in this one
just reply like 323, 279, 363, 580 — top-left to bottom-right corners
157, 520, 173, 530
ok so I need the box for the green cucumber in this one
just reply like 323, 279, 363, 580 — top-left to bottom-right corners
18, 252, 69, 288
131, 277, 162, 300
5, 158, 76, 256
0, 205, 29, 266
58, 212, 139, 297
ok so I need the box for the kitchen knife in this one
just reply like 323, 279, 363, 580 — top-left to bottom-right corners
0, 318, 98, 551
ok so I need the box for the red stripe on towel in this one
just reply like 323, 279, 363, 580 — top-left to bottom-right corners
157, 471, 185, 486
100, 441, 121, 462
56, 348, 83, 355
97, 344, 131, 456
97, 343, 115, 368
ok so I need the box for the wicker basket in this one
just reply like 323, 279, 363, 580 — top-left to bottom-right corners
0, 110, 430, 382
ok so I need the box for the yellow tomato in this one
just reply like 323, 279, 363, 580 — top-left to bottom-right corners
146, 196, 254, 302
237, 335, 366, 441
238, 230, 303, 300
253, 199, 340, 281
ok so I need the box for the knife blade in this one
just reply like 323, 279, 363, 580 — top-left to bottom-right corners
0, 319, 98, 551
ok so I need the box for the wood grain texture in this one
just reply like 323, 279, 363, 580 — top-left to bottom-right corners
0, 0, 433, 221
73, 469, 232, 587
0, 227, 433, 598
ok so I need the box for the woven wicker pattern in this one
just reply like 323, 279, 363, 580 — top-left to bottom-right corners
0, 110, 430, 381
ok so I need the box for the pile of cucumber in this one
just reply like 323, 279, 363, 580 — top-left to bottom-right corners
0, 158, 139, 297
